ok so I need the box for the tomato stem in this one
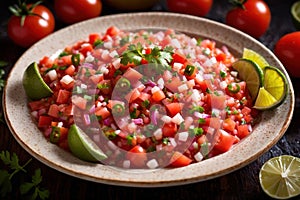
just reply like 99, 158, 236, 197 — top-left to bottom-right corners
229, 0, 247, 9
8, 0, 45, 26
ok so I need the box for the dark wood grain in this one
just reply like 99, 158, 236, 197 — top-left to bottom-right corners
1, 0, 300, 199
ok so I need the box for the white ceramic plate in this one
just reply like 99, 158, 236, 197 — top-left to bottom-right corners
3, 12, 294, 187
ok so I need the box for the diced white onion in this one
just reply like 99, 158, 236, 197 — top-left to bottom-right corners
178, 83, 188, 93
169, 138, 177, 147
172, 113, 184, 125
171, 38, 181, 48
153, 128, 163, 140
104, 41, 113, 49
157, 78, 164, 89
109, 50, 119, 58
112, 58, 121, 69
161, 115, 172, 123
80, 83, 87, 89
57, 122, 63, 127
220, 81, 227, 89
85, 54, 95, 62
173, 62, 183, 72
151, 86, 160, 94
60, 75, 74, 85
46, 69, 57, 81
123, 160, 131, 169
147, 159, 159, 169
191, 89, 201, 102
194, 152, 204, 162
178, 131, 189, 142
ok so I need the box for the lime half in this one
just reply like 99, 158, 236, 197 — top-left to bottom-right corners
291, 1, 300, 30
232, 58, 264, 101
259, 155, 300, 199
242, 48, 269, 69
68, 124, 107, 162
23, 62, 53, 100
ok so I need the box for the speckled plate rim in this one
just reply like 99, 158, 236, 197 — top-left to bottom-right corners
3, 12, 295, 187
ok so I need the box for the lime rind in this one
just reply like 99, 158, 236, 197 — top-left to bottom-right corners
242, 48, 269, 69
22, 62, 53, 100
232, 58, 264, 101
291, 1, 300, 30
259, 155, 300, 199
68, 124, 107, 162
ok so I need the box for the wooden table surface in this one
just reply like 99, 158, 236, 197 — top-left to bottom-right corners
1, 0, 300, 199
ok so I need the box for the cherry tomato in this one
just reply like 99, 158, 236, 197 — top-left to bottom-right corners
7, 3, 55, 48
226, 0, 271, 38
54, 0, 102, 24
167, 0, 213, 17
274, 32, 300, 78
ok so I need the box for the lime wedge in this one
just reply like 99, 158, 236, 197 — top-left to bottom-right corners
68, 124, 107, 162
259, 155, 300, 199
264, 66, 288, 101
254, 66, 288, 110
253, 87, 278, 110
291, 1, 300, 30
242, 48, 269, 69
22, 62, 53, 100
232, 58, 264, 101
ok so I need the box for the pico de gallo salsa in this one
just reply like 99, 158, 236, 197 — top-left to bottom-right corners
27, 26, 259, 168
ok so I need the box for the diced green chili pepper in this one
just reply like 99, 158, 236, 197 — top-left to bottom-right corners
112, 104, 125, 116
227, 83, 241, 93
71, 54, 80, 67
116, 77, 131, 90
50, 127, 60, 144
184, 65, 195, 76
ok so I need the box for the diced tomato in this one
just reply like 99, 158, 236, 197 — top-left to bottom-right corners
126, 145, 147, 168
205, 117, 221, 129
162, 122, 178, 137
172, 52, 187, 64
237, 124, 250, 139
72, 96, 87, 110
48, 104, 59, 118
213, 130, 236, 153
95, 107, 110, 119
222, 118, 236, 132
151, 90, 166, 102
89, 74, 104, 84
207, 94, 226, 110
39, 56, 53, 68
79, 43, 93, 56
170, 151, 192, 167
89, 33, 101, 45
125, 88, 141, 103
38, 115, 52, 128
164, 76, 182, 92
28, 100, 45, 111
56, 89, 71, 104
165, 102, 182, 117
58, 55, 72, 66
123, 68, 143, 83
65, 65, 76, 76
105, 26, 119, 37
216, 52, 227, 62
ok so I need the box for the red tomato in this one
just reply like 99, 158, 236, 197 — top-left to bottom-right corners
170, 151, 192, 167
7, 3, 55, 48
225, 0, 271, 38
54, 0, 102, 24
274, 32, 300, 77
162, 122, 178, 137
126, 145, 147, 168
167, 0, 213, 17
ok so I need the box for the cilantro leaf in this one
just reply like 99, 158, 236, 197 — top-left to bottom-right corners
20, 169, 49, 200
0, 170, 12, 198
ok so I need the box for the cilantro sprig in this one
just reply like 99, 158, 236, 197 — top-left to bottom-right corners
0, 151, 49, 199
120, 43, 173, 73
